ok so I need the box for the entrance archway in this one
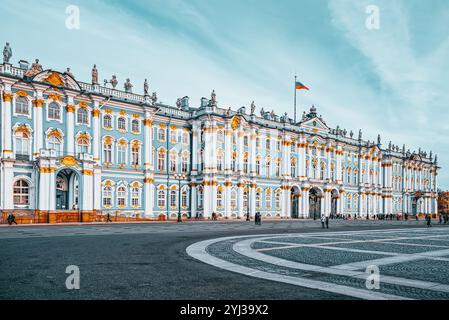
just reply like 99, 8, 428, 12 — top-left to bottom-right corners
309, 187, 322, 220
290, 186, 301, 219
56, 169, 80, 210
330, 190, 339, 218
412, 196, 422, 216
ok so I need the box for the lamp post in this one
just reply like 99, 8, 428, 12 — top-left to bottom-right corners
174, 173, 186, 223
243, 178, 251, 221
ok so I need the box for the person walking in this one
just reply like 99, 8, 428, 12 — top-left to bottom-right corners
321, 215, 326, 229
7, 213, 18, 225
426, 214, 432, 227
255, 212, 261, 226
106, 212, 112, 223
325, 215, 329, 229
439, 214, 442, 224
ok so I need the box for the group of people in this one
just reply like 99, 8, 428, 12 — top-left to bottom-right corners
439, 213, 449, 224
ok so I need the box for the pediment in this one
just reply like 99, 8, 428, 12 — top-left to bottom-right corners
299, 117, 329, 133
32, 70, 81, 91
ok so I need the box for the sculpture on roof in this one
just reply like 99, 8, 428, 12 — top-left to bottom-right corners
124, 78, 133, 93
65, 68, 74, 79
144, 79, 149, 96
349, 130, 353, 138
176, 98, 182, 109
250, 101, 256, 115
3, 42, 12, 64
24, 59, 43, 77
210, 90, 216, 105
104, 75, 118, 89
270, 110, 275, 119
151, 92, 158, 105
358, 129, 362, 140
377, 134, 381, 145
226, 107, 231, 116
260, 107, 265, 117
91, 64, 98, 85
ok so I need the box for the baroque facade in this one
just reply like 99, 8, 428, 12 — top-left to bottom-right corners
0, 56, 440, 223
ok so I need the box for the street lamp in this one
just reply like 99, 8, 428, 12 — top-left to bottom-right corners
174, 173, 186, 223
242, 178, 251, 221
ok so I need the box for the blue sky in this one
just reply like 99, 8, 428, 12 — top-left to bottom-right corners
1, 0, 448, 188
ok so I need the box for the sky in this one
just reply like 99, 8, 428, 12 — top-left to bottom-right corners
1, 0, 448, 188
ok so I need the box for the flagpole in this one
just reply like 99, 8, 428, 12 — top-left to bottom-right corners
294, 74, 297, 123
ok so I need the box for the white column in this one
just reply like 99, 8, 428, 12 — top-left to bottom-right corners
224, 182, 231, 217
91, 100, 100, 160
238, 183, 244, 218
1, 89, 13, 158
250, 184, 256, 218
93, 167, 102, 212
33, 93, 44, 157
191, 121, 200, 173
224, 125, 232, 173
81, 169, 94, 211
190, 183, 197, 218
66, 97, 76, 155
2, 161, 14, 209
143, 116, 154, 218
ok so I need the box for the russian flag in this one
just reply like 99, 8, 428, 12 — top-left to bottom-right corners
295, 81, 309, 91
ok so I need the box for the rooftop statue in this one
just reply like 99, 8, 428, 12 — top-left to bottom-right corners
3, 42, 12, 64
377, 134, 381, 145
260, 107, 265, 117
358, 129, 362, 140
91, 64, 98, 85
349, 130, 353, 138
65, 67, 74, 79
124, 78, 133, 93
210, 90, 216, 104
226, 107, 231, 116
104, 75, 118, 89
250, 101, 256, 115
24, 59, 43, 77
271, 110, 275, 119
176, 98, 182, 109
144, 79, 149, 96
151, 92, 157, 105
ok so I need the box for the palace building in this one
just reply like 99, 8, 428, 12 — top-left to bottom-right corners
0, 52, 440, 223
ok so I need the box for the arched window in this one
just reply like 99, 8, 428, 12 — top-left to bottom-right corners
198, 187, 204, 209
217, 130, 224, 143
103, 115, 112, 128
117, 140, 127, 164
243, 136, 248, 146
170, 129, 177, 143
77, 136, 89, 154
15, 96, 29, 115
103, 140, 112, 163
275, 159, 281, 177
330, 165, 335, 181
170, 189, 177, 208
13, 179, 29, 205
118, 117, 126, 130
231, 189, 237, 209
291, 158, 297, 177
103, 186, 112, 206
158, 149, 166, 171
354, 170, 358, 185
231, 152, 237, 171
131, 187, 140, 207
256, 158, 261, 175
48, 102, 61, 120
347, 168, 351, 184
181, 189, 188, 207
131, 142, 140, 166
243, 157, 249, 174
265, 158, 271, 177
182, 131, 189, 144
169, 151, 177, 172
217, 152, 224, 171
275, 191, 281, 210
243, 189, 249, 209
77, 108, 89, 125
266, 138, 271, 150
256, 189, 262, 209
157, 189, 166, 208
217, 189, 223, 208
265, 189, 272, 208
117, 186, 126, 207
131, 119, 140, 133
158, 128, 166, 141
48, 135, 62, 153
320, 163, 325, 180
15, 130, 30, 156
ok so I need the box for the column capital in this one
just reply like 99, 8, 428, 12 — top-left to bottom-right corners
2, 92, 13, 102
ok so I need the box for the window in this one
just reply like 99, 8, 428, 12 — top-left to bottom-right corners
232, 134, 236, 145
291, 143, 296, 152
231, 153, 237, 171
243, 157, 248, 174
15, 97, 29, 115
256, 190, 262, 208
103, 186, 112, 206
170, 190, 177, 208
77, 108, 89, 125
277, 140, 281, 151
48, 102, 61, 120
198, 187, 203, 208
217, 130, 224, 143
275, 160, 280, 177
158, 149, 166, 171
231, 189, 237, 208
169, 152, 177, 172
320, 163, 325, 180
131, 143, 140, 166
217, 189, 223, 208
256, 137, 260, 148
103, 115, 112, 129
347, 168, 351, 184
217, 153, 224, 171
47, 135, 62, 154
291, 158, 296, 177
243, 136, 248, 146
13, 179, 29, 205
266, 189, 272, 208
15, 131, 29, 156
182, 153, 189, 173
158, 128, 166, 141
131, 119, 140, 133
117, 141, 127, 164
103, 142, 112, 163
117, 187, 126, 207
77, 136, 89, 154
275, 191, 281, 210
182, 131, 188, 144
118, 117, 126, 131
131, 187, 140, 207
158, 189, 166, 208
256, 159, 261, 175
330, 166, 335, 181
266, 138, 271, 150
354, 171, 358, 185
181, 190, 188, 207
243, 189, 249, 209
265, 159, 271, 177
170, 129, 177, 143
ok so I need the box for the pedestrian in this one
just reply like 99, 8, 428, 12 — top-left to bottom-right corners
325, 215, 329, 229
415, 214, 419, 221
321, 215, 325, 229
255, 212, 262, 225
426, 214, 432, 227
439, 214, 442, 224
211, 212, 216, 221
106, 212, 112, 223
7, 213, 18, 225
